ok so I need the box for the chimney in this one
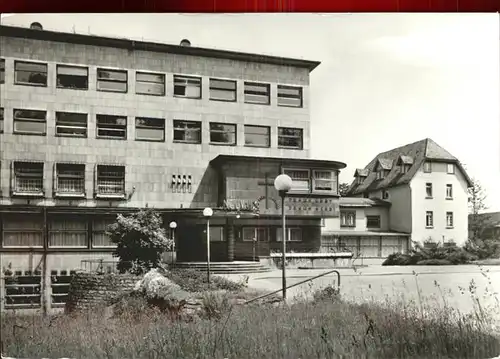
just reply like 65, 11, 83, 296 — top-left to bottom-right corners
180, 39, 191, 47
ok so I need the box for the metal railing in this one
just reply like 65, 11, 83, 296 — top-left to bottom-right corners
244, 269, 341, 305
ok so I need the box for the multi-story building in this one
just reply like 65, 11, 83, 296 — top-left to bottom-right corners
321, 138, 472, 259
0, 23, 346, 311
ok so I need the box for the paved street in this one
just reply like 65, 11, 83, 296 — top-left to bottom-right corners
224, 265, 500, 317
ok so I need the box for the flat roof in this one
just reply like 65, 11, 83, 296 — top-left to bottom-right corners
210, 154, 347, 169
0, 25, 321, 72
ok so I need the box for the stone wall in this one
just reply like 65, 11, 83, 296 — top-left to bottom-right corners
65, 271, 141, 313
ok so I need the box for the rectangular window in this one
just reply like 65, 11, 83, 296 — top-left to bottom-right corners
423, 161, 432, 173
366, 215, 381, 228
2, 214, 44, 247
447, 163, 455, 174
278, 127, 303, 149
426, 211, 434, 228
340, 211, 356, 227
96, 114, 127, 139
284, 169, 310, 192
313, 170, 336, 192
173, 75, 201, 99
244, 82, 270, 105
244, 125, 270, 147
0, 58, 4, 84
209, 78, 237, 102
382, 190, 389, 199
51, 271, 75, 306
12, 162, 44, 196
92, 218, 117, 248
56, 65, 88, 90
135, 117, 165, 142
208, 226, 225, 242
55, 112, 87, 137
49, 217, 88, 247
209, 123, 236, 145
277, 85, 303, 107
425, 183, 433, 198
97, 68, 127, 93
136, 72, 165, 96
4, 272, 42, 308
446, 184, 453, 199
242, 227, 269, 242
173, 120, 201, 144
55, 163, 85, 197
0, 107, 3, 133
14, 61, 47, 86
95, 165, 125, 198
401, 164, 410, 173
276, 227, 302, 242
13, 109, 47, 135
446, 212, 454, 228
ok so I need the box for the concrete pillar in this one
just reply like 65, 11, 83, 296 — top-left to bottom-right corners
227, 219, 235, 262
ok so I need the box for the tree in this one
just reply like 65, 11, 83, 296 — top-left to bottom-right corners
468, 177, 491, 240
339, 182, 350, 197
106, 209, 173, 275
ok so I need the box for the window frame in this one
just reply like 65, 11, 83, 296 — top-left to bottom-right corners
95, 164, 126, 199
92, 217, 117, 248
446, 184, 453, 199
55, 111, 88, 138
277, 85, 303, 108
241, 227, 269, 242
0, 107, 3, 134
340, 211, 356, 228
11, 161, 45, 197
13, 109, 47, 136
244, 81, 271, 105
209, 122, 237, 146
447, 163, 455, 174
366, 215, 381, 229
96, 68, 128, 93
14, 60, 48, 87
1, 214, 44, 248
446, 211, 454, 228
312, 169, 336, 193
425, 211, 434, 228
283, 168, 311, 193
135, 71, 166, 96
135, 117, 165, 142
275, 227, 302, 242
244, 125, 271, 148
382, 190, 389, 200
54, 163, 86, 199
0, 58, 5, 84
277, 127, 303, 150
56, 64, 89, 90
173, 75, 202, 99
423, 161, 432, 173
96, 114, 127, 140
209, 78, 237, 102
207, 226, 226, 242
173, 120, 202, 144
425, 183, 433, 198
48, 216, 89, 248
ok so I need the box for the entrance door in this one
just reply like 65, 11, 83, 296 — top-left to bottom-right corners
177, 225, 206, 262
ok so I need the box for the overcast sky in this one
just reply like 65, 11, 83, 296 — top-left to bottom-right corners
2, 13, 499, 212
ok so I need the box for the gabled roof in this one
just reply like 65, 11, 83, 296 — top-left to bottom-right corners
347, 138, 473, 195
398, 155, 414, 165
354, 168, 369, 177
376, 158, 393, 171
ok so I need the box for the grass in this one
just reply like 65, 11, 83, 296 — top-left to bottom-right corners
2, 269, 500, 359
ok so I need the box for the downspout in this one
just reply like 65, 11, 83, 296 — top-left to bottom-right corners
41, 206, 48, 316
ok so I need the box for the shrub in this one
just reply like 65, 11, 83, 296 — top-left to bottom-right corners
416, 259, 452, 265
464, 238, 500, 260
313, 285, 341, 303
166, 269, 247, 292
106, 209, 173, 275
383, 252, 422, 266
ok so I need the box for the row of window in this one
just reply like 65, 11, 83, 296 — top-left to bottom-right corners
0, 59, 303, 107
424, 161, 455, 174
0, 109, 304, 149
426, 211, 455, 229
340, 212, 381, 228
374, 161, 455, 181
7, 162, 126, 199
283, 168, 338, 193
425, 183, 454, 199
0, 214, 303, 249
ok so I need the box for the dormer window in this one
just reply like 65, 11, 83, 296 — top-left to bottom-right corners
398, 155, 413, 174
354, 169, 368, 185
400, 164, 410, 173
356, 176, 365, 185
376, 170, 388, 180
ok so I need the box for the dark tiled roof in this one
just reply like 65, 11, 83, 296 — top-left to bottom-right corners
354, 168, 369, 177
376, 158, 393, 170
339, 197, 391, 208
347, 138, 472, 195
399, 155, 414, 164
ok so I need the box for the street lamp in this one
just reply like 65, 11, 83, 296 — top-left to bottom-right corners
274, 173, 293, 300
169, 221, 177, 268
203, 207, 213, 284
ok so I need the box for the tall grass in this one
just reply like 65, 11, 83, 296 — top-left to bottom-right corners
2, 269, 500, 359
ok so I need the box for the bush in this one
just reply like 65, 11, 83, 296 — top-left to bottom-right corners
166, 269, 247, 293
313, 285, 342, 303
464, 238, 500, 260
382, 252, 422, 266
416, 259, 452, 265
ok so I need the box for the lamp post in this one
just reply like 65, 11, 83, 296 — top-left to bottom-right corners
203, 207, 213, 284
274, 174, 293, 300
169, 221, 177, 268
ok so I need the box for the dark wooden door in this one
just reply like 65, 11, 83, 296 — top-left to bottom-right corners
177, 225, 206, 262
